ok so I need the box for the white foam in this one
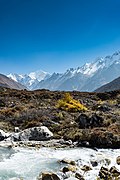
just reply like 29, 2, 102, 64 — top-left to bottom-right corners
0, 147, 119, 180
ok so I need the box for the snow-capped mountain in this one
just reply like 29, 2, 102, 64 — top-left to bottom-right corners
35, 51, 120, 91
8, 70, 50, 90
0, 74, 26, 90
7, 51, 120, 91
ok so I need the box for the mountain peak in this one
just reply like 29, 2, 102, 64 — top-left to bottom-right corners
28, 70, 49, 81
7, 70, 50, 90
7, 50, 120, 91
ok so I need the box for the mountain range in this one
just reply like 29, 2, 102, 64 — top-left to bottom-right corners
8, 70, 50, 90
7, 51, 120, 92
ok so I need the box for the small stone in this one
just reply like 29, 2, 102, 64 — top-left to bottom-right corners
62, 165, 77, 173
104, 158, 111, 165
59, 158, 76, 165
75, 172, 85, 180
116, 156, 120, 165
81, 165, 92, 172
62, 167, 70, 173
91, 161, 98, 167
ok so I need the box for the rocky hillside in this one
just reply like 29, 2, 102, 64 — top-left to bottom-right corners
95, 76, 120, 92
0, 88, 120, 148
0, 74, 26, 90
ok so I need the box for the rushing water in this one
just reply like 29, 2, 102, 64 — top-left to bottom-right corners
0, 146, 119, 180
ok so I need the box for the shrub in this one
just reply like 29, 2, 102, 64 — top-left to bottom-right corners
57, 93, 87, 112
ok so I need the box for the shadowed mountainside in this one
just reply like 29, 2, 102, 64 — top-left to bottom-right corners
0, 74, 26, 90
95, 76, 120, 92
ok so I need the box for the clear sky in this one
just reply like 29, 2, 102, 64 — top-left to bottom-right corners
0, 0, 120, 74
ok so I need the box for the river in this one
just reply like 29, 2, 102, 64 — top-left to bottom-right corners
0, 146, 119, 180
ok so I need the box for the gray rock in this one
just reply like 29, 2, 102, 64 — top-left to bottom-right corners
0, 129, 9, 141
11, 126, 53, 141
90, 160, 98, 167
76, 113, 103, 128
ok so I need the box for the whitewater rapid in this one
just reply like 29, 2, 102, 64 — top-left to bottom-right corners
0, 146, 119, 180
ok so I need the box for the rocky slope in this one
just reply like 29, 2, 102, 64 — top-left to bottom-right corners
0, 88, 119, 148
0, 74, 26, 90
95, 76, 120, 92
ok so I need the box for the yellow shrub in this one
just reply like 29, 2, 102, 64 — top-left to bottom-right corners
57, 93, 87, 112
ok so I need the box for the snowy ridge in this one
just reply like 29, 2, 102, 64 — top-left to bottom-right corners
8, 70, 50, 90
7, 51, 120, 91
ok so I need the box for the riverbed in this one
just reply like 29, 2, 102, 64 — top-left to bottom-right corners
0, 146, 119, 180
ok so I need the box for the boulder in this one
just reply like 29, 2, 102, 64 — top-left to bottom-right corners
39, 172, 60, 180
58, 158, 76, 165
99, 166, 111, 180
99, 166, 120, 179
76, 113, 103, 129
0, 129, 9, 141
11, 126, 53, 141
116, 156, 120, 165
109, 166, 120, 177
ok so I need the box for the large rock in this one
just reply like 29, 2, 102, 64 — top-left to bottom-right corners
109, 166, 120, 177
76, 113, 103, 128
98, 166, 120, 179
0, 129, 9, 141
39, 172, 60, 180
99, 166, 111, 179
11, 126, 53, 141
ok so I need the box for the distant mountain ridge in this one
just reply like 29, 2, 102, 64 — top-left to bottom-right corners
95, 76, 120, 92
0, 74, 26, 90
8, 70, 50, 90
7, 51, 120, 91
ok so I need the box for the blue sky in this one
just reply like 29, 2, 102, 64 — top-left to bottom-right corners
0, 0, 120, 74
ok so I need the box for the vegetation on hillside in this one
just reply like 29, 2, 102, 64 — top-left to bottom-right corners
0, 87, 120, 147
57, 93, 88, 112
